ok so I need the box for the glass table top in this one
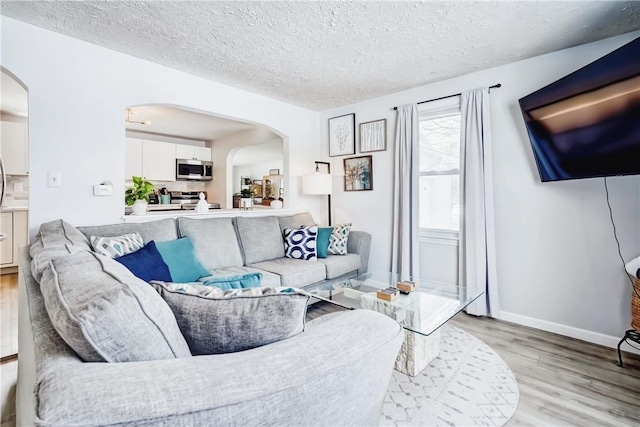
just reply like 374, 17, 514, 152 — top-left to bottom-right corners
304, 271, 483, 337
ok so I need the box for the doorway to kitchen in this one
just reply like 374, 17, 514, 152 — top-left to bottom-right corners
1, 68, 29, 362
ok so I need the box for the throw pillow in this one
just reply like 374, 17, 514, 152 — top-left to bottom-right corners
115, 241, 173, 283
151, 282, 309, 355
316, 227, 333, 259
328, 223, 352, 255
155, 237, 210, 283
283, 225, 318, 261
90, 232, 144, 258
198, 272, 263, 291
39, 250, 191, 362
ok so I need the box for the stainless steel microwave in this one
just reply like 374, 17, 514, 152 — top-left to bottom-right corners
176, 159, 213, 181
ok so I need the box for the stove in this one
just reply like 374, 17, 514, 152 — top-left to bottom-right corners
127, 191, 220, 213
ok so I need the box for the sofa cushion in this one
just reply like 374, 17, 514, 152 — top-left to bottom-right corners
235, 216, 285, 264
155, 237, 210, 282
248, 257, 326, 287
328, 223, 352, 255
152, 282, 308, 355
30, 219, 92, 282
39, 250, 191, 362
284, 226, 317, 261
177, 217, 244, 269
278, 212, 316, 233
78, 218, 178, 243
317, 254, 362, 279
203, 266, 281, 287
115, 241, 173, 283
90, 232, 144, 258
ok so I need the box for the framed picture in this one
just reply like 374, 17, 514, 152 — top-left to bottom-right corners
241, 176, 251, 186
253, 180, 263, 185
359, 119, 387, 152
329, 113, 356, 157
344, 155, 373, 191
269, 169, 280, 175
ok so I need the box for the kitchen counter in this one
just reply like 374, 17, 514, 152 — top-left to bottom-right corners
122, 207, 298, 223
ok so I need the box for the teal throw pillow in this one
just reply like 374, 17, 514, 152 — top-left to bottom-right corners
155, 237, 210, 283
316, 227, 333, 259
198, 273, 263, 291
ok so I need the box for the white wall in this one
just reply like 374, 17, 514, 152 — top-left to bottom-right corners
1, 17, 325, 233
320, 32, 640, 345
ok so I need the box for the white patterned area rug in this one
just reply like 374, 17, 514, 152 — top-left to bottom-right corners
382, 324, 519, 427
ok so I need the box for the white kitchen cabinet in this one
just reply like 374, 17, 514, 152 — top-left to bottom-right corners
1, 121, 29, 175
0, 210, 28, 268
142, 140, 176, 182
176, 144, 211, 161
0, 212, 13, 265
125, 138, 143, 179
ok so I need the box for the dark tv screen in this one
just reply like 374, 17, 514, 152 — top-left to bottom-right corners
519, 37, 640, 182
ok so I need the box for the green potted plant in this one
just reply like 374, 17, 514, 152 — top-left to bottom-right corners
125, 176, 154, 215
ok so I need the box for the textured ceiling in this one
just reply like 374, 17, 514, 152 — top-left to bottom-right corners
3, 1, 640, 110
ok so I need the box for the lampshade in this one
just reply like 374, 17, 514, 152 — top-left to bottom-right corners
302, 173, 332, 195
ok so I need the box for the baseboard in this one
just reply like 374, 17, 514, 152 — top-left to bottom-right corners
0, 266, 18, 275
497, 311, 640, 356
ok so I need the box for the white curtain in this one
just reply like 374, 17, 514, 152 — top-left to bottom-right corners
391, 104, 420, 278
459, 88, 499, 317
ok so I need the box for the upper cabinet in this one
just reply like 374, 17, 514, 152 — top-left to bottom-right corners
176, 144, 212, 161
142, 140, 176, 182
1, 121, 29, 175
125, 138, 143, 178
125, 139, 211, 182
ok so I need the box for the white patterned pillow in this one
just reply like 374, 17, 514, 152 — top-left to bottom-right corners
283, 226, 318, 261
328, 223, 351, 255
90, 232, 144, 258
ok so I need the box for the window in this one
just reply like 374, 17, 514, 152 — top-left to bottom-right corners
419, 103, 461, 235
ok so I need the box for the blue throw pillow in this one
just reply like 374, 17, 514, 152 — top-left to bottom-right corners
115, 241, 173, 283
316, 227, 333, 259
155, 237, 210, 283
199, 273, 263, 291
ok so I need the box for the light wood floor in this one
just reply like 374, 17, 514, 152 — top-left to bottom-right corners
0, 273, 18, 427
0, 274, 18, 359
308, 302, 640, 426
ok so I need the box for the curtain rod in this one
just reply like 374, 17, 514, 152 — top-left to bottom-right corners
392, 83, 502, 110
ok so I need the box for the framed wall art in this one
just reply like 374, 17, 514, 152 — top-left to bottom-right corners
343, 155, 373, 191
329, 113, 355, 157
359, 119, 387, 153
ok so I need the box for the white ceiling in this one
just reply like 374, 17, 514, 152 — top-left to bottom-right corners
3, 1, 640, 110
125, 105, 260, 140
1, 71, 28, 117
232, 140, 283, 166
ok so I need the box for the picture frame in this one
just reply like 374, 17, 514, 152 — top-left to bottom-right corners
253, 179, 263, 185
359, 119, 387, 153
343, 155, 373, 191
241, 176, 251, 186
269, 169, 280, 175
329, 113, 356, 157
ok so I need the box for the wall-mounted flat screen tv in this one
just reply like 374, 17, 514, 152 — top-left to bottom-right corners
519, 37, 640, 182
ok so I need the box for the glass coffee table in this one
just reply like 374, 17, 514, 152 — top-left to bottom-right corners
303, 272, 483, 376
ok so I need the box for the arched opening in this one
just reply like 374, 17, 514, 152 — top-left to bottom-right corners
1, 67, 29, 359
123, 104, 286, 213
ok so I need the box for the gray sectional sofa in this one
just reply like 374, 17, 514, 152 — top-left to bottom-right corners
17, 213, 404, 426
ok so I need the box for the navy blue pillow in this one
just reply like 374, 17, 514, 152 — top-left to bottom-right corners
115, 241, 172, 283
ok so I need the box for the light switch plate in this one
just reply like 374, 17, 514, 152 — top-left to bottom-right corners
13, 182, 23, 192
48, 171, 61, 187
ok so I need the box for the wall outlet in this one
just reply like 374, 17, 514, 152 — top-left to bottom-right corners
13, 182, 23, 192
48, 171, 62, 187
